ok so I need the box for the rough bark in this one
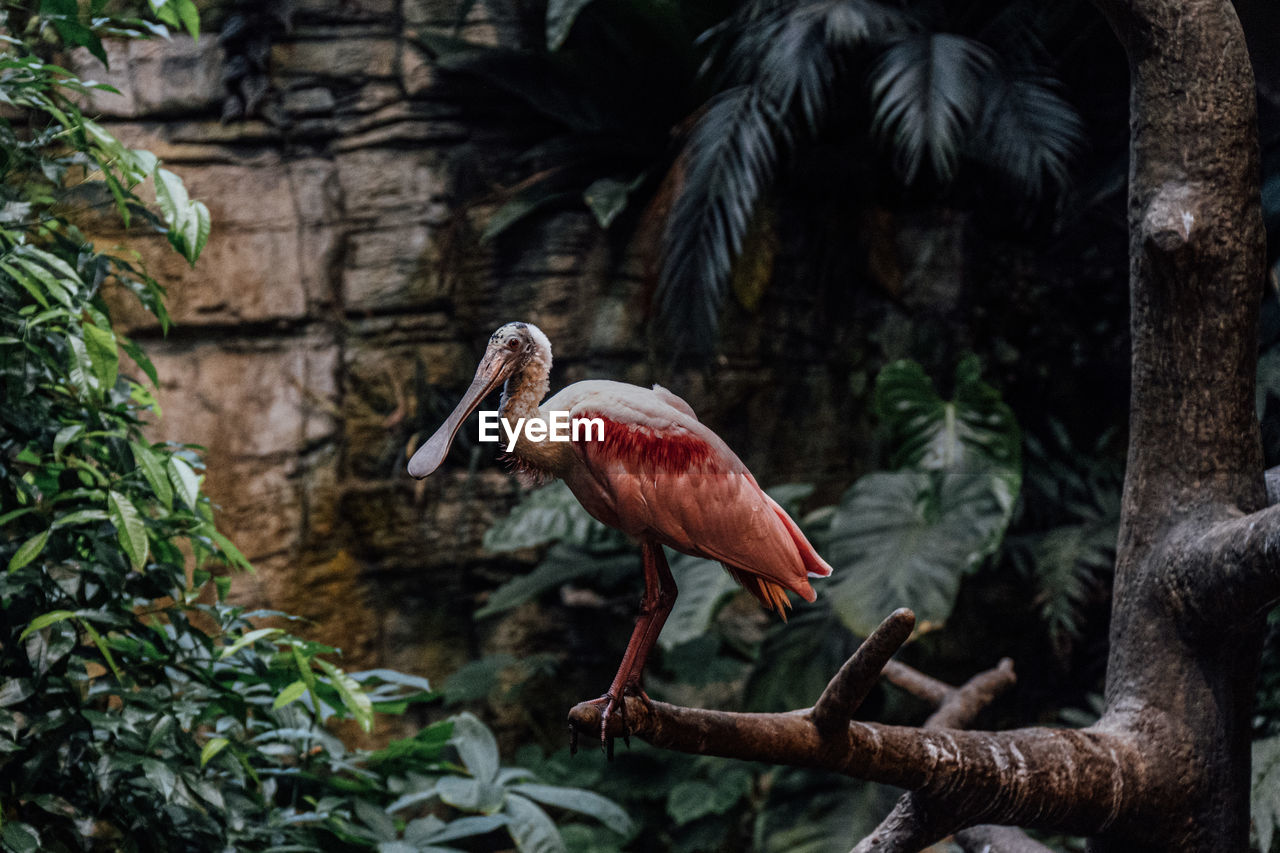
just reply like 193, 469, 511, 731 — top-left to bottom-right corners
1087, 0, 1270, 848
565, 0, 1273, 850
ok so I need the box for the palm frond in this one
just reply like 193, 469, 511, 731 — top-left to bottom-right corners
869, 32, 994, 184
658, 86, 783, 350
973, 72, 1084, 202
716, 0, 910, 131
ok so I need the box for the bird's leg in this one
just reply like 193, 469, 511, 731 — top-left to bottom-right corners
579, 540, 677, 756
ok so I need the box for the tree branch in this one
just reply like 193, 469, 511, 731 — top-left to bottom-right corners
569, 637, 1162, 839
861, 657, 1031, 852
811, 608, 915, 735
1170, 506, 1280, 624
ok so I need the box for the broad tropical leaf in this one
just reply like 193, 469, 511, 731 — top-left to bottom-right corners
869, 33, 994, 183
476, 545, 637, 618
482, 481, 626, 552
874, 354, 1021, 481
450, 712, 501, 783
823, 470, 1011, 635
503, 792, 565, 853
657, 551, 739, 651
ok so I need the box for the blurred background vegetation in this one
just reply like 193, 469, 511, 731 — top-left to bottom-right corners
1, 0, 1279, 851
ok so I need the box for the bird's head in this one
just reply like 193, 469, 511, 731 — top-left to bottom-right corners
407, 322, 551, 479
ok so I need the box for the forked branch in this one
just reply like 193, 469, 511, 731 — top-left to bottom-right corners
568, 610, 1164, 842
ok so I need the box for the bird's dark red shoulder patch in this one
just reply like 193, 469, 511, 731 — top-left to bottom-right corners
575, 414, 713, 472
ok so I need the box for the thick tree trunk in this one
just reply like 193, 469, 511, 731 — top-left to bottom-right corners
1089, 0, 1268, 847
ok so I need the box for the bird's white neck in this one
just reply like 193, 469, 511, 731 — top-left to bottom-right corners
499, 328, 552, 422
498, 327, 564, 477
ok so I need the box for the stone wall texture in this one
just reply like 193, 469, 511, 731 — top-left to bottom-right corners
76, 0, 930, 739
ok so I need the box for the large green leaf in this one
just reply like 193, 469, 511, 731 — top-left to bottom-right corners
823, 470, 1011, 635
483, 482, 625, 552
503, 792, 565, 853
657, 552, 738, 651
450, 711, 500, 783
874, 355, 1020, 478
475, 544, 633, 618
507, 784, 632, 836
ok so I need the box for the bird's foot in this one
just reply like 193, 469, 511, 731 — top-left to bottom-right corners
569, 687, 650, 760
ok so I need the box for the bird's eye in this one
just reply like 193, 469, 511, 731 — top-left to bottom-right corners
506, 338, 520, 351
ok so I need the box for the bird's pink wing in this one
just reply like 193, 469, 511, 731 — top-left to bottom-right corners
560, 385, 831, 605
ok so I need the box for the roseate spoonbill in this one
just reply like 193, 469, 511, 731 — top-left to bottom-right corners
408, 322, 833, 750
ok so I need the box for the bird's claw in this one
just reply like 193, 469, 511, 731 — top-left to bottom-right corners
571, 688, 647, 760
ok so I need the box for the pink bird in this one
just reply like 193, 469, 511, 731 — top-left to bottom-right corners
408, 322, 833, 750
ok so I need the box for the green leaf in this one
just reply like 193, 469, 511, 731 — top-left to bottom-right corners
53, 424, 82, 456
443, 655, 514, 705
354, 797, 399, 841
657, 552, 739, 650
272, 679, 308, 709
219, 627, 283, 659
52, 508, 109, 528
0, 822, 41, 853
83, 322, 119, 390
449, 711, 500, 783
18, 609, 76, 642
0, 679, 35, 708
582, 175, 642, 229
546, 0, 596, 49
1254, 735, 1280, 853
476, 548, 608, 618
483, 185, 577, 243
79, 620, 124, 683
200, 736, 228, 767
483, 481, 623, 552
437, 775, 505, 814
108, 489, 148, 569
210, 529, 252, 570
419, 814, 509, 844
666, 780, 716, 825
874, 355, 1021, 477
315, 657, 374, 733
167, 456, 201, 508
188, 199, 211, 261
508, 784, 632, 835
503, 792, 566, 853
154, 167, 190, 224
67, 333, 95, 396
823, 470, 1011, 635
131, 442, 173, 509
174, 0, 200, 40
8, 528, 50, 573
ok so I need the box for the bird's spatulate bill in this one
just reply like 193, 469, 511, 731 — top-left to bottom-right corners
407, 354, 510, 479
